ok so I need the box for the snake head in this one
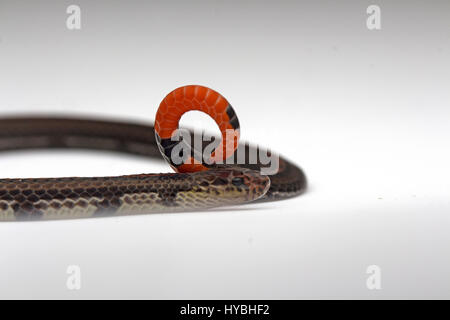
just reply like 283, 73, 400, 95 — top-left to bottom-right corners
229, 168, 271, 202
191, 167, 271, 205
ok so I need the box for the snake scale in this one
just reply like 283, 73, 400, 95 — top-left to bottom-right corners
0, 86, 307, 221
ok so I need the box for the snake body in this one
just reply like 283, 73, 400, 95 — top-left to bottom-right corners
0, 87, 306, 221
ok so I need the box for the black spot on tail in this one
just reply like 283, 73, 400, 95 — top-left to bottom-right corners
226, 105, 240, 130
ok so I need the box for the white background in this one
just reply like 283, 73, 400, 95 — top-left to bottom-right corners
0, 0, 449, 299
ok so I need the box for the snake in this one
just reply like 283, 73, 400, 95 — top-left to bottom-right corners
0, 85, 307, 221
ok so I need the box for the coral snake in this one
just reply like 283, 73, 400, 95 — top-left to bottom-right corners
0, 85, 307, 221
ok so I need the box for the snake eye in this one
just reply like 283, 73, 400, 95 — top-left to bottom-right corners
231, 177, 245, 187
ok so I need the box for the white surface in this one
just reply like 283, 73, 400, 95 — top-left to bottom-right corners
0, 0, 450, 299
